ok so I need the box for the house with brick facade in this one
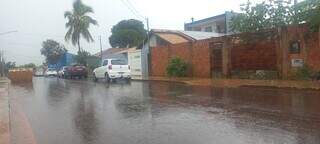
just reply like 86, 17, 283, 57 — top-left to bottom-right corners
140, 29, 227, 77
147, 24, 320, 79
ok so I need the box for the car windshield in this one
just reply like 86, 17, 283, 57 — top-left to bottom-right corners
48, 68, 56, 71
111, 59, 127, 65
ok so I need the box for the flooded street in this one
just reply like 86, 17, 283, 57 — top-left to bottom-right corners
9, 77, 320, 144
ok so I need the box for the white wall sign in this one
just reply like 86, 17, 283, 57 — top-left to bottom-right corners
291, 59, 304, 67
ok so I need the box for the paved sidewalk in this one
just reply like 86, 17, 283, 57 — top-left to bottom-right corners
133, 76, 320, 90
0, 77, 10, 144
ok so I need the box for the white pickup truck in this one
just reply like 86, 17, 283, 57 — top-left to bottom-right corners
93, 59, 131, 82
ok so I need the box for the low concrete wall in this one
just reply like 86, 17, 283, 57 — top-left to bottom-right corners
0, 78, 10, 144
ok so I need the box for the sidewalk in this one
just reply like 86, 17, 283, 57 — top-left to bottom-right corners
0, 77, 10, 144
132, 76, 320, 90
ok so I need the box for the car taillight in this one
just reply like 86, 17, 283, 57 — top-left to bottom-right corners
108, 65, 112, 70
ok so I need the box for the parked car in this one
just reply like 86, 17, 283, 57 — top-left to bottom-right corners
93, 59, 131, 82
65, 64, 88, 79
45, 68, 58, 77
34, 68, 44, 77
58, 66, 69, 78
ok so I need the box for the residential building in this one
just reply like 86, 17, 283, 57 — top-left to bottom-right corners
140, 29, 226, 77
94, 48, 129, 60
184, 11, 237, 34
149, 24, 320, 79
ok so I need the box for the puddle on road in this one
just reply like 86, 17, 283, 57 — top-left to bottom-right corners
9, 77, 320, 144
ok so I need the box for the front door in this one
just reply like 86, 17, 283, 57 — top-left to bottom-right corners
210, 43, 223, 78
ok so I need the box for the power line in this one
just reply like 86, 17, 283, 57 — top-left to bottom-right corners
119, 0, 145, 20
124, 0, 145, 19
0, 30, 18, 35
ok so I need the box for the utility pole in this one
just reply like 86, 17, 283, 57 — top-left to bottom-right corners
99, 36, 103, 62
146, 18, 150, 32
0, 50, 4, 77
145, 18, 151, 76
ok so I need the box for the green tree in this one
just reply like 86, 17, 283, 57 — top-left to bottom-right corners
231, 0, 294, 33
295, 0, 320, 31
109, 19, 147, 48
41, 40, 67, 64
19, 63, 36, 68
5, 61, 16, 69
64, 0, 98, 52
75, 50, 91, 66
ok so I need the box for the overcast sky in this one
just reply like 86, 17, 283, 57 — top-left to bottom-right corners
0, 0, 264, 65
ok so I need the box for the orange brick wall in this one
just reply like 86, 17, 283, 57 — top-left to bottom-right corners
150, 46, 169, 76
285, 25, 320, 71
150, 25, 320, 78
306, 33, 320, 70
231, 41, 278, 70
151, 40, 211, 78
192, 40, 211, 77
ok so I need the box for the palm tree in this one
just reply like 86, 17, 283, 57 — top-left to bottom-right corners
64, 0, 98, 52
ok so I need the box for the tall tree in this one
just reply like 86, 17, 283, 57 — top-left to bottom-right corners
40, 40, 67, 64
230, 0, 294, 33
64, 0, 98, 52
295, 0, 320, 31
109, 19, 147, 48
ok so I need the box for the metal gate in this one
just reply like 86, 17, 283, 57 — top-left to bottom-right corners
210, 42, 223, 78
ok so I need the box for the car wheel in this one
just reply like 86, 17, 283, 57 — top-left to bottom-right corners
93, 73, 98, 82
105, 73, 110, 83
125, 78, 131, 83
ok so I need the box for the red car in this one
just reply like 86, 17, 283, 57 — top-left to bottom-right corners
65, 64, 88, 79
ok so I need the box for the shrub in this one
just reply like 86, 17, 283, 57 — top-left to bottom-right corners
295, 65, 312, 80
166, 57, 188, 77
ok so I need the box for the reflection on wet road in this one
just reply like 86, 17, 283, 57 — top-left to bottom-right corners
9, 77, 320, 144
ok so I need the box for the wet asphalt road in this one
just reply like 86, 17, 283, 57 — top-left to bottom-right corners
9, 77, 320, 144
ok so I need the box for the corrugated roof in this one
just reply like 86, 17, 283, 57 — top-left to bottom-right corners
94, 48, 128, 57
178, 31, 226, 40
151, 29, 226, 41
156, 33, 189, 44
114, 47, 137, 54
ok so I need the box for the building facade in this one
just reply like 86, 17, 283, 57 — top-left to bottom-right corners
184, 11, 237, 34
149, 25, 320, 79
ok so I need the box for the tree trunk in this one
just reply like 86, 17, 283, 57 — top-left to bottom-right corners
77, 40, 81, 53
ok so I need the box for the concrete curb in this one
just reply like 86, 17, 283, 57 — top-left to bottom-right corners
131, 77, 188, 85
0, 78, 10, 144
132, 77, 320, 90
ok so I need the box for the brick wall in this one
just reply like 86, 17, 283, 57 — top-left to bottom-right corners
231, 41, 278, 70
150, 24, 320, 78
150, 40, 211, 78
284, 25, 320, 71
150, 46, 169, 76
306, 33, 320, 70
192, 40, 211, 77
